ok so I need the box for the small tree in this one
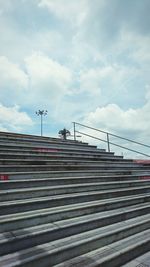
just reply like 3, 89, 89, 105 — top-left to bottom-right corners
58, 128, 71, 140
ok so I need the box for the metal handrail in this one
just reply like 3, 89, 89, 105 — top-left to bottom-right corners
73, 122, 150, 157
76, 130, 150, 157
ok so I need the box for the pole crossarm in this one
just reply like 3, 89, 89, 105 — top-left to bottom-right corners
36, 110, 48, 136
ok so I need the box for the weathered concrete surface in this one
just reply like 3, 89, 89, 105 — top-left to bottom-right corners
0, 131, 150, 266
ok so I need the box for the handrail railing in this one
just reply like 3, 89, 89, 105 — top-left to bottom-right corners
72, 122, 150, 157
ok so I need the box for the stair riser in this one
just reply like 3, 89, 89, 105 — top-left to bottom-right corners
1, 150, 116, 162
1, 183, 150, 201
0, 132, 78, 142
0, 160, 137, 167
97, 240, 150, 267
2, 221, 149, 267
1, 206, 149, 256
0, 165, 144, 172
0, 177, 142, 190
1, 188, 149, 216
0, 138, 92, 148
0, 131, 149, 266
55, 237, 150, 267
0, 197, 150, 232
0, 143, 105, 154
0, 154, 129, 162
2, 170, 134, 180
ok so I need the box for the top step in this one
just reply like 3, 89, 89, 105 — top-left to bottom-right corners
0, 131, 86, 145
0, 132, 101, 151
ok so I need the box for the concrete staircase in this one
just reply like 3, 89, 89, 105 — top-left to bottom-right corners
0, 131, 150, 267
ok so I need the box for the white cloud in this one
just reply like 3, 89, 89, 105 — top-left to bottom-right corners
67, 92, 149, 158
39, 0, 87, 26
0, 56, 28, 88
84, 101, 150, 134
0, 0, 149, 145
0, 104, 33, 132
0, 56, 29, 106
80, 96, 150, 157
80, 65, 123, 88
24, 52, 73, 109
25, 52, 72, 89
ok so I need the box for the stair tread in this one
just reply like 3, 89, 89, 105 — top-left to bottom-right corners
54, 230, 150, 267
0, 173, 147, 182
2, 170, 150, 176
0, 131, 150, 266
122, 251, 150, 267
0, 180, 149, 193
1, 188, 150, 207
1, 193, 150, 220
1, 202, 149, 238
0, 214, 149, 267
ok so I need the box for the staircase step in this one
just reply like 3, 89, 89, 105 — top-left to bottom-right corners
0, 142, 105, 154
0, 187, 149, 216
0, 203, 149, 256
1, 193, 149, 226
0, 136, 90, 147
1, 182, 150, 201
2, 169, 150, 180
0, 163, 149, 172
0, 131, 149, 266
0, 152, 130, 161
0, 214, 149, 267
54, 230, 150, 267
0, 176, 146, 190
122, 251, 150, 267
0, 159, 136, 166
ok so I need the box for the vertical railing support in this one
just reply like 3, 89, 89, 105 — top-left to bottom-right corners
73, 122, 76, 141
41, 114, 43, 136
107, 133, 110, 152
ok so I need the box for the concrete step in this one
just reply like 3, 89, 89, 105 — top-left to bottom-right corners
1, 181, 150, 201
0, 152, 130, 162
0, 134, 88, 145
0, 214, 149, 267
0, 131, 149, 266
0, 147, 118, 159
54, 230, 150, 267
0, 159, 136, 166
0, 139, 98, 152
1, 194, 149, 231
0, 142, 104, 154
0, 131, 90, 146
122, 250, 150, 267
0, 203, 149, 256
0, 175, 146, 190
0, 131, 67, 141
0, 163, 149, 172
0, 187, 149, 215
0, 169, 134, 179
2, 169, 150, 180
0, 152, 124, 164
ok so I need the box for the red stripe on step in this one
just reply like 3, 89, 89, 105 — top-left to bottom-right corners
140, 176, 150, 180
36, 148, 59, 152
134, 160, 150, 164
0, 175, 9, 180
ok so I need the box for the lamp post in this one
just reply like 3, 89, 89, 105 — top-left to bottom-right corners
36, 110, 48, 136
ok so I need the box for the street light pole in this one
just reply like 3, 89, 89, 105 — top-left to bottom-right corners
36, 110, 48, 136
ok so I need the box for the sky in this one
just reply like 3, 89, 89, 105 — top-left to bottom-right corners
0, 0, 150, 157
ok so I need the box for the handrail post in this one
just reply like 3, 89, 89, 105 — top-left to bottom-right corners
73, 122, 76, 141
107, 133, 110, 152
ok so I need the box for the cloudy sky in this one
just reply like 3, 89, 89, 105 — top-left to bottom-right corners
0, 0, 150, 156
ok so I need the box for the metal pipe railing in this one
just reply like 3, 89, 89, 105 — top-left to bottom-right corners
72, 122, 150, 157
76, 130, 150, 158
